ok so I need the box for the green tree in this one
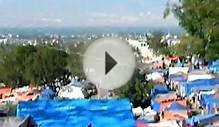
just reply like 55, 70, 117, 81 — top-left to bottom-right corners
173, 35, 204, 56
67, 42, 89, 76
116, 69, 153, 108
164, 0, 219, 60
148, 32, 171, 55
0, 45, 71, 87
32, 46, 70, 86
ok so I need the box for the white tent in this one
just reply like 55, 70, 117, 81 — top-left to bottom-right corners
146, 72, 163, 81
132, 107, 144, 116
58, 85, 84, 99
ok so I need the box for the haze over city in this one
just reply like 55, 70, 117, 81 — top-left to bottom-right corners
0, 0, 178, 27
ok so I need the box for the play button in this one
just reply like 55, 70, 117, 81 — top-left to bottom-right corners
83, 38, 135, 90
105, 52, 117, 75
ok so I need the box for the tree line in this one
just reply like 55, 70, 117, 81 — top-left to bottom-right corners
0, 43, 86, 88
148, 0, 218, 60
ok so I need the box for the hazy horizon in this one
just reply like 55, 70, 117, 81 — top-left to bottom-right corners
0, 0, 178, 28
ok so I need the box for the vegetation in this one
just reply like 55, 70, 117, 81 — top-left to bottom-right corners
148, 32, 171, 56
116, 69, 153, 108
172, 35, 204, 56
164, 0, 219, 60
0, 45, 71, 88
67, 42, 88, 76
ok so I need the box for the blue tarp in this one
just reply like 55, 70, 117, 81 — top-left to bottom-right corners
151, 99, 160, 113
212, 59, 219, 66
209, 66, 219, 73
151, 85, 169, 97
200, 94, 219, 114
39, 88, 55, 100
17, 99, 135, 127
186, 114, 219, 126
169, 74, 187, 83
165, 102, 188, 111
208, 59, 219, 73
151, 85, 170, 112
182, 78, 219, 96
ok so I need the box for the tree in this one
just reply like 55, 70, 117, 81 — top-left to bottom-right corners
67, 42, 89, 76
0, 45, 71, 88
172, 35, 204, 56
115, 69, 153, 108
164, 0, 219, 60
148, 32, 171, 55
30, 46, 71, 86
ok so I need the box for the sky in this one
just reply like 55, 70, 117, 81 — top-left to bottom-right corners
0, 0, 178, 27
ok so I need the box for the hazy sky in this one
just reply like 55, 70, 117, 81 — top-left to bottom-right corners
0, 0, 178, 27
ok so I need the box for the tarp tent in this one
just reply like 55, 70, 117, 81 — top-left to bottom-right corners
208, 59, 219, 73
39, 88, 55, 100
58, 85, 84, 99
187, 70, 214, 82
17, 99, 135, 127
151, 100, 160, 113
146, 72, 163, 81
169, 67, 189, 76
151, 85, 169, 97
186, 114, 219, 126
182, 78, 219, 96
169, 74, 187, 83
201, 94, 219, 114
165, 102, 188, 111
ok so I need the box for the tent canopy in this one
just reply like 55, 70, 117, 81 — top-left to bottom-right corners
39, 88, 55, 100
151, 85, 169, 97
17, 99, 135, 127
165, 102, 188, 111
169, 74, 187, 82
183, 78, 219, 96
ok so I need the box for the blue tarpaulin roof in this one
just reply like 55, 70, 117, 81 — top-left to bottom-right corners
151, 99, 160, 113
200, 94, 219, 114
39, 88, 55, 100
17, 99, 135, 127
169, 74, 187, 83
165, 102, 188, 111
208, 59, 219, 73
212, 59, 219, 66
186, 114, 219, 126
182, 78, 219, 96
151, 85, 169, 97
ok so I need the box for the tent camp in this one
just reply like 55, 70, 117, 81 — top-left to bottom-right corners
187, 70, 214, 82
151, 85, 169, 97
186, 114, 219, 126
182, 78, 219, 97
169, 67, 189, 77
165, 102, 188, 111
58, 85, 84, 99
39, 88, 55, 100
17, 99, 135, 127
200, 93, 219, 114
162, 103, 189, 121
209, 59, 219, 73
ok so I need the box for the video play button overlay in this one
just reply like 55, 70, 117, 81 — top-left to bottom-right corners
83, 38, 135, 90
105, 52, 117, 75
